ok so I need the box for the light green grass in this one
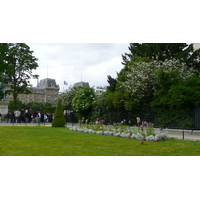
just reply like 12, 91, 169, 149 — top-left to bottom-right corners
0, 126, 200, 156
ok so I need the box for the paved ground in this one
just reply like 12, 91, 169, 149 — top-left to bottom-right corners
0, 122, 200, 141
0, 122, 51, 126
163, 129, 200, 141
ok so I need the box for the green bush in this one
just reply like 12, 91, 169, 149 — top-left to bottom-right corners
52, 100, 66, 127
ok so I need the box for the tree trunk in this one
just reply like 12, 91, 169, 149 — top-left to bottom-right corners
13, 94, 18, 110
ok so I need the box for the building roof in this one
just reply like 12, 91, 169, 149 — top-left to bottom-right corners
38, 78, 59, 88
74, 81, 90, 87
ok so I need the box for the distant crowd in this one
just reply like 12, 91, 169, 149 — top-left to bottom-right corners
4, 110, 54, 123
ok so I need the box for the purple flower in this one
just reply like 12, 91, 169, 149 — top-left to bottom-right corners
142, 121, 148, 126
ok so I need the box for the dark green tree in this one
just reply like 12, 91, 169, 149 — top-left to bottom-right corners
25, 102, 56, 113
52, 100, 66, 127
0, 43, 39, 109
121, 43, 200, 71
106, 75, 118, 92
152, 72, 200, 128
8, 98, 24, 111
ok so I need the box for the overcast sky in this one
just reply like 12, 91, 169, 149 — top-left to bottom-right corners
28, 43, 129, 92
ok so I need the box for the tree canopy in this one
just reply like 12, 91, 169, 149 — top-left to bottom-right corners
121, 43, 200, 71
104, 43, 200, 127
0, 43, 39, 109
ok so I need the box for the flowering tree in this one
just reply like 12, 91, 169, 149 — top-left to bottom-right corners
59, 86, 82, 110
119, 58, 193, 105
72, 87, 96, 120
121, 43, 200, 70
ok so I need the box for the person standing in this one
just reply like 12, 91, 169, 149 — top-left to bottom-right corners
5, 112, 10, 123
0, 113, 1, 122
14, 110, 21, 123
10, 111, 14, 123
37, 111, 41, 124
25, 110, 30, 123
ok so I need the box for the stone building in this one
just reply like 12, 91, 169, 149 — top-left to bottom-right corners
5, 78, 60, 105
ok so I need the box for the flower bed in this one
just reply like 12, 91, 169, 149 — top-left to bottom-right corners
69, 125, 168, 142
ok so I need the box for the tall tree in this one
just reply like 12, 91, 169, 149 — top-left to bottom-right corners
121, 43, 200, 71
0, 43, 39, 109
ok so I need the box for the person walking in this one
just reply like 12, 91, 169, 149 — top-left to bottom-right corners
0, 113, 1, 122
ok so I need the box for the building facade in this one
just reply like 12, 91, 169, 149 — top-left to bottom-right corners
5, 78, 60, 105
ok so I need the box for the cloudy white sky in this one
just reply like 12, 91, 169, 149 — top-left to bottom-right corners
28, 43, 129, 92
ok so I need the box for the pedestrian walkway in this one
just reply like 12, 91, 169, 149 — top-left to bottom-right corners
163, 129, 200, 141
0, 122, 52, 126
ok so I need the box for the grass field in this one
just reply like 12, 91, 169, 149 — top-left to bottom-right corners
0, 126, 200, 156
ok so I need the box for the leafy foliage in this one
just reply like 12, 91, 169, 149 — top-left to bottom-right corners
8, 98, 23, 111
8, 100, 56, 113
59, 86, 83, 110
72, 87, 96, 120
25, 102, 56, 113
152, 72, 200, 127
106, 75, 118, 92
57, 43, 200, 128
0, 43, 39, 109
121, 43, 200, 69
104, 43, 200, 128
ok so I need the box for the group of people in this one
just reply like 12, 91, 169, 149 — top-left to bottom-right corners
5, 110, 54, 123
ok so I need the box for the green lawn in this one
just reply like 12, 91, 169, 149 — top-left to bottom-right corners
0, 126, 200, 156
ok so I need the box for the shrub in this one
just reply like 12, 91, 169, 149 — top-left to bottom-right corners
52, 100, 66, 127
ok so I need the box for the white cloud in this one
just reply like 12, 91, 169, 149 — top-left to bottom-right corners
28, 43, 129, 91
